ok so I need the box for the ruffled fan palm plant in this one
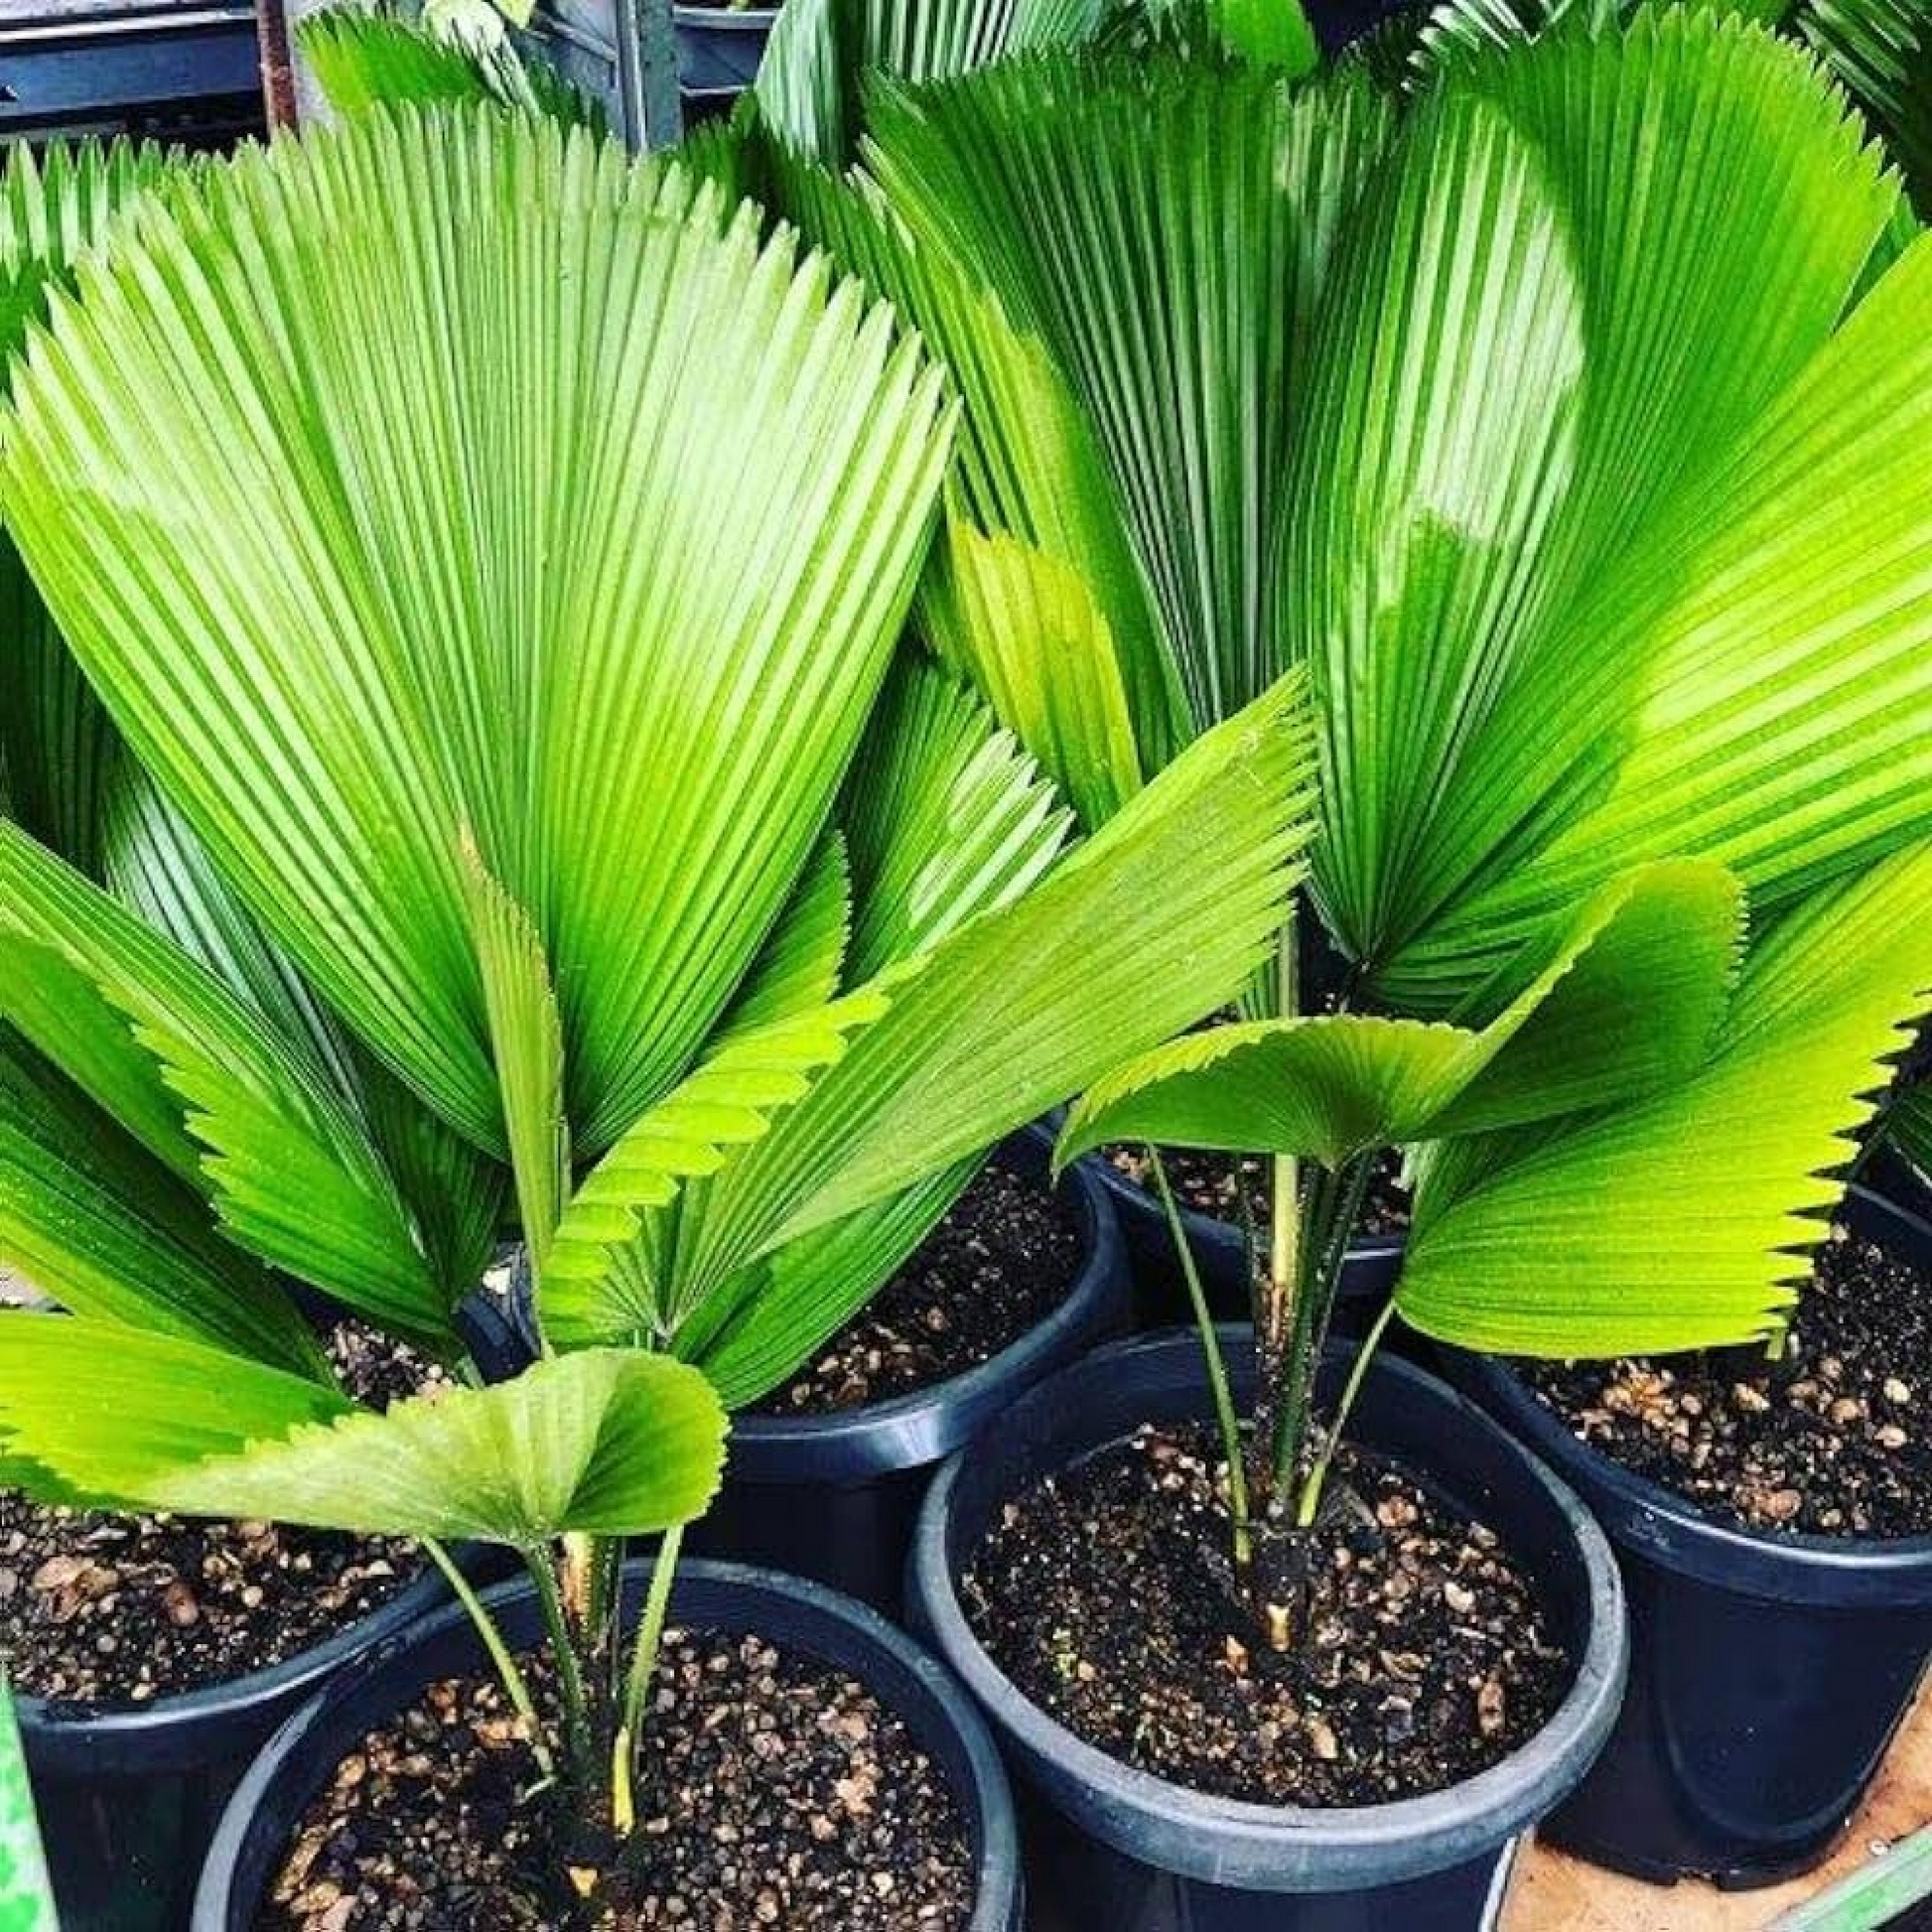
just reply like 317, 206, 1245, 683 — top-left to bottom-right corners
746, 0, 1932, 1640
0, 102, 1316, 1885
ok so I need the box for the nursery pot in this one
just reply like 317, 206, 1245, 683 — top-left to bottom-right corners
1081, 1146, 1408, 1340
691, 1128, 1128, 1612
19, 1552, 479, 1932
14, 1285, 512, 1932
673, 4, 779, 93
909, 1328, 1627, 1931
192, 1558, 1023, 1931
1442, 1182, 1932, 1890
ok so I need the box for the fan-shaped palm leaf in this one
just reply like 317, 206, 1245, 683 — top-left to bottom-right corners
1399, 845, 1932, 1352
0, 1320, 725, 1544
1057, 859, 1741, 1167
300, 2, 608, 128
2, 107, 953, 1162
869, 55, 1397, 736
756, 0, 1113, 165
1, 140, 171, 879
0, 1031, 326, 1377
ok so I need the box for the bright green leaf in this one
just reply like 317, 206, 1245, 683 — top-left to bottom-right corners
0, 1319, 726, 1544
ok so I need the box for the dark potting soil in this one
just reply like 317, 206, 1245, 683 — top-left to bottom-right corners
756, 1156, 1082, 1416
1523, 1218, 1932, 1538
0, 1320, 434, 1704
1106, 1144, 1412, 1241
964, 1424, 1568, 1807
266, 1629, 975, 1931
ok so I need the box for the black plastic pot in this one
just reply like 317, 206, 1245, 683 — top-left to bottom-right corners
1082, 1144, 1408, 1340
193, 1558, 1023, 1930
691, 1128, 1128, 1612
15, 1288, 512, 1932
1442, 1183, 1932, 1890
909, 1328, 1627, 1931
20, 1552, 479, 1932
674, 4, 778, 93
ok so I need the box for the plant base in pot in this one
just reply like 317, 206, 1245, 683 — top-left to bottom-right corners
193, 1559, 1022, 1931
1443, 1182, 1932, 1889
908, 1328, 1627, 1932
690, 1126, 1127, 1612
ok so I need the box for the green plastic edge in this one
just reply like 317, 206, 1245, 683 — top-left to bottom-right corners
1771, 1828, 1932, 1932
0, 1674, 55, 1932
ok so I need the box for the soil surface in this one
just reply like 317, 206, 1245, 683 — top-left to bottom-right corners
0, 1320, 435, 1704
1106, 1145, 1412, 1240
965, 1423, 1568, 1807
268, 1629, 975, 1931
758, 1157, 1082, 1415
1524, 1218, 1932, 1538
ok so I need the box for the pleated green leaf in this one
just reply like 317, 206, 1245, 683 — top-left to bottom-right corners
1211, 0, 1321, 70
1416, 0, 1786, 75
838, 654, 1071, 981
922, 520, 1145, 828
539, 992, 896, 1350
549, 657, 1071, 1359
0, 1032, 326, 1378
1, 139, 173, 879
1399, 845, 1932, 1354
1403, 221, 1932, 996
756, 0, 1111, 166
772, 152, 1184, 776
2, 107, 952, 1160
716, 830, 853, 1043
100, 762, 359, 1095
101, 765, 508, 1311
1057, 860, 1741, 1167
1287, 15, 1904, 1000
0, 1319, 726, 1544
0, 824, 456, 1346
665, 673, 1318, 1316
870, 55, 1398, 732
676, 1158, 982, 1407
461, 845, 569, 1271
1802, 0, 1932, 210
300, 3, 608, 129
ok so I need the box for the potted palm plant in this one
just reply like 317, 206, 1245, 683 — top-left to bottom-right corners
741, 2, 1932, 1921
0, 97, 1320, 1925
0, 134, 533, 1932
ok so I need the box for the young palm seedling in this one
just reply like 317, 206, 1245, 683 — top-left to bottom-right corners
0, 99, 1317, 1910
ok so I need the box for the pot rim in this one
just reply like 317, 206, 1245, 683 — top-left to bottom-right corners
909, 1328, 1628, 1893
727, 1125, 1124, 1471
1444, 1182, 1932, 1604
192, 1558, 1020, 1932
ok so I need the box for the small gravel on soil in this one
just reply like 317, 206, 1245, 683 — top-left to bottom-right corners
965, 1423, 1568, 1808
266, 1629, 975, 1931
1105, 1145, 1412, 1239
1524, 1217, 1932, 1538
757, 1157, 1082, 1415
0, 1319, 434, 1703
